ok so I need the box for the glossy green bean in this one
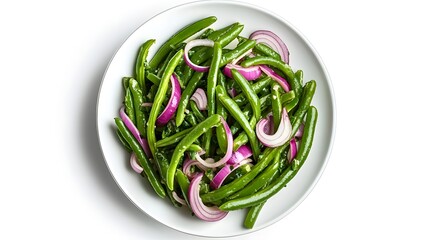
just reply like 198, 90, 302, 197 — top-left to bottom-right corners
233, 76, 271, 106
291, 80, 316, 134
295, 106, 318, 161
149, 16, 216, 69
116, 129, 131, 152
135, 39, 155, 95
175, 70, 206, 126
216, 85, 260, 158
231, 69, 261, 121
244, 202, 265, 229
147, 50, 184, 154
167, 114, 222, 190
156, 127, 194, 148
220, 39, 256, 66
189, 101, 205, 122
176, 169, 191, 207
241, 56, 295, 84
253, 43, 281, 60
146, 72, 160, 86
271, 83, 282, 130
280, 90, 295, 104
216, 72, 228, 153
114, 118, 165, 198
124, 87, 136, 124
204, 42, 222, 154
129, 78, 146, 137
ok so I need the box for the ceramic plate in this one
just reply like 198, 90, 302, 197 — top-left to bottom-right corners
97, 0, 336, 237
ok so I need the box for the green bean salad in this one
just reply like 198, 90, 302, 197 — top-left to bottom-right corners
114, 16, 318, 228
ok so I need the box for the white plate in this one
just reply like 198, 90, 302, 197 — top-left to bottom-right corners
97, 0, 336, 238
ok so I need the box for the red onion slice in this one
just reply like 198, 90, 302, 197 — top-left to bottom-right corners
190, 88, 207, 110
194, 117, 233, 168
227, 145, 252, 165
249, 30, 290, 64
156, 73, 181, 126
184, 39, 214, 72
130, 153, 143, 174
210, 158, 253, 189
119, 107, 152, 158
287, 138, 298, 163
182, 157, 211, 179
256, 108, 292, 147
295, 123, 305, 138
172, 191, 186, 205
223, 63, 262, 81
188, 173, 228, 221
260, 65, 291, 92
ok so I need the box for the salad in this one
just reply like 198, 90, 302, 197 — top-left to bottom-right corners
114, 16, 317, 228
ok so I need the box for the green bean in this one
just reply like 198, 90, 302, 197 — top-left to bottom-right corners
114, 118, 165, 198
156, 127, 194, 148
201, 147, 279, 203
216, 85, 260, 158
204, 42, 222, 154
198, 28, 214, 39
207, 22, 238, 41
175, 70, 206, 127
220, 39, 256, 66
216, 72, 228, 153
129, 78, 146, 137
176, 169, 191, 207
232, 116, 256, 151
241, 56, 295, 84
116, 129, 131, 152
146, 72, 160, 86
233, 76, 271, 106
219, 107, 317, 211
147, 50, 184, 154
285, 95, 299, 113
149, 16, 216, 69
295, 106, 318, 161
231, 69, 261, 121
135, 39, 155, 95
294, 70, 304, 96
291, 80, 316, 134
156, 50, 175, 78
244, 202, 266, 229
188, 144, 203, 152
124, 87, 136, 124
184, 112, 198, 126
167, 114, 222, 190
271, 83, 282, 130
280, 90, 295, 104
253, 43, 281, 60
122, 77, 132, 91
189, 101, 206, 122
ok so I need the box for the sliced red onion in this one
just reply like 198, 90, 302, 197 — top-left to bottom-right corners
295, 123, 305, 138
287, 138, 298, 163
194, 117, 233, 168
260, 65, 291, 92
188, 173, 228, 221
119, 107, 152, 158
249, 30, 290, 64
210, 158, 253, 189
190, 88, 207, 110
223, 64, 262, 81
184, 39, 214, 72
130, 153, 143, 174
156, 73, 181, 126
256, 108, 292, 147
227, 88, 237, 98
227, 145, 252, 165
172, 191, 186, 205
182, 157, 210, 179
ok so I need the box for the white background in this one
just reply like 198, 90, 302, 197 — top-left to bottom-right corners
1, 0, 428, 239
